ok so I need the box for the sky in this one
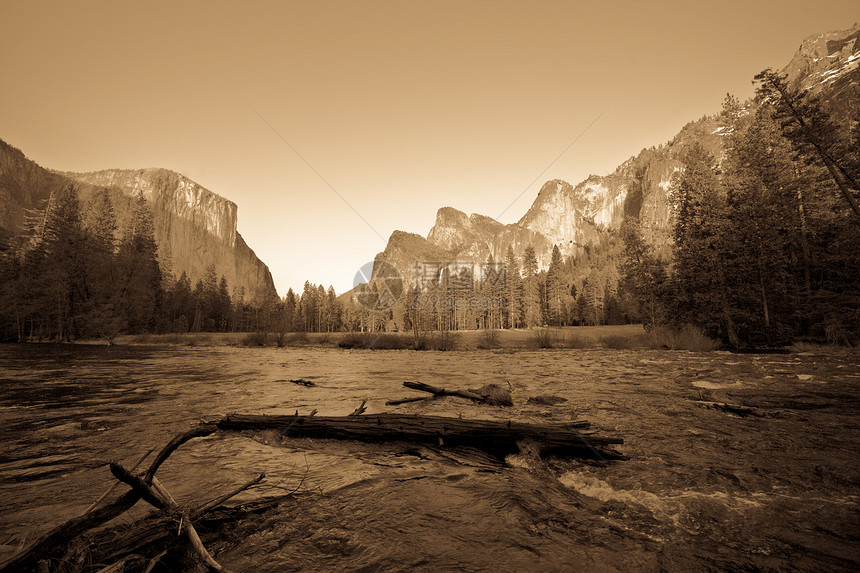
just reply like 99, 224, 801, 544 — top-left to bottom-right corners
2, 1, 858, 296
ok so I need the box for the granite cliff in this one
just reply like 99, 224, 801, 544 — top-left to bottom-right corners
0, 140, 277, 302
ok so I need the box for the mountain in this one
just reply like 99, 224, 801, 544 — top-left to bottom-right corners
371, 23, 859, 285
0, 139, 277, 302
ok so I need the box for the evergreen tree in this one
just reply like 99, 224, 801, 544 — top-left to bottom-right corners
620, 218, 667, 329
34, 185, 88, 340
522, 246, 540, 327
284, 288, 298, 332
670, 144, 740, 345
504, 246, 521, 328
755, 69, 860, 219
117, 195, 162, 333
79, 189, 124, 340
546, 245, 564, 325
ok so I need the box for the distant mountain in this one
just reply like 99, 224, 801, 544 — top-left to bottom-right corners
371, 23, 859, 285
0, 140, 277, 302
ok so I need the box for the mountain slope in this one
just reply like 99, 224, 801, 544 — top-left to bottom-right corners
372, 23, 859, 284
0, 140, 277, 302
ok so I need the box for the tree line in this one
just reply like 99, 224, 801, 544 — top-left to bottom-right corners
0, 187, 289, 342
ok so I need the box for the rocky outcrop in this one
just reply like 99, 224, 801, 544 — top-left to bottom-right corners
0, 141, 277, 303
782, 23, 860, 122
65, 168, 276, 302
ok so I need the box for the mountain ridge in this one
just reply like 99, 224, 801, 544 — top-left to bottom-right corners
371, 23, 859, 285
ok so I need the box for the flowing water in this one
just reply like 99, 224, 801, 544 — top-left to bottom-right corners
0, 343, 858, 571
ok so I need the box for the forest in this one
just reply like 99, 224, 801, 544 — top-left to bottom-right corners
0, 69, 857, 347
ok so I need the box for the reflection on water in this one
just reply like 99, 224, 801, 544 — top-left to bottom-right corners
0, 343, 858, 571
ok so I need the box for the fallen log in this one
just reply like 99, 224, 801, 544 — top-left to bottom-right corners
0, 424, 219, 573
349, 399, 368, 416
88, 476, 272, 568
403, 381, 486, 402
217, 413, 621, 457
110, 463, 228, 572
386, 396, 430, 406
2, 411, 622, 572
387, 381, 513, 406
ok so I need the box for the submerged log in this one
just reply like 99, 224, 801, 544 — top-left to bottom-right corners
0, 424, 219, 573
402, 381, 486, 402
217, 413, 621, 456
110, 463, 228, 572
693, 400, 760, 417
387, 381, 513, 406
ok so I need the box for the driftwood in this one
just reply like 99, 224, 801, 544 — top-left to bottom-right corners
109, 463, 228, 572
1, 410, 622, 572
0, 425, 220, 573
86, 474, 265, 567
217, 412, 621, 455
693, 400, 760, 417
386, 381, 513, 406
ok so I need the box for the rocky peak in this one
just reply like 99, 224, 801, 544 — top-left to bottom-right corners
427, 206, 471, 252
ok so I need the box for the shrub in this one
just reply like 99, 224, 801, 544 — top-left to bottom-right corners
410, 331, 429, 351
337, 332, 411, 349
647, 324, 718, 351
287, 331, 309, 346
601, 334, 646, 349
530, 328, 557, 349
430, 331, 458, 351
242, 331, 270, 347
338, 332, 371, 349
476, 329, 501, 349
368, 334, 410, 350
273, 331, 288, 347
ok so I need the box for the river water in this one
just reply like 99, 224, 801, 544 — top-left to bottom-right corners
0, 343, 858, 571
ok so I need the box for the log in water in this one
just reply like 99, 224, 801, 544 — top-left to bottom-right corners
216, 412, 621, 455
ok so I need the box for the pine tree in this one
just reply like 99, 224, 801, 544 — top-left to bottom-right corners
620, 218, 667, 329
117, 194, 162, 333
301, 281, 317, 332
33, 185, 88, 340
546, 245, 564, 325
522, 246, 541, 327
670, 144, 739, 345
504, 246, 521, 328
754, 69, 860, 219
721, 99, 796, 345
79, 189, 124, 340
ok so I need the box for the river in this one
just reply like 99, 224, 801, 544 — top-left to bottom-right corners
1, 343, 858, 571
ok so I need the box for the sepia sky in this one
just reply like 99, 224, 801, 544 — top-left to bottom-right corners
1, 1, 857, 296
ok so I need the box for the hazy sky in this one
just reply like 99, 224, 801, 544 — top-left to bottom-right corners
2, 1, 857, 296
